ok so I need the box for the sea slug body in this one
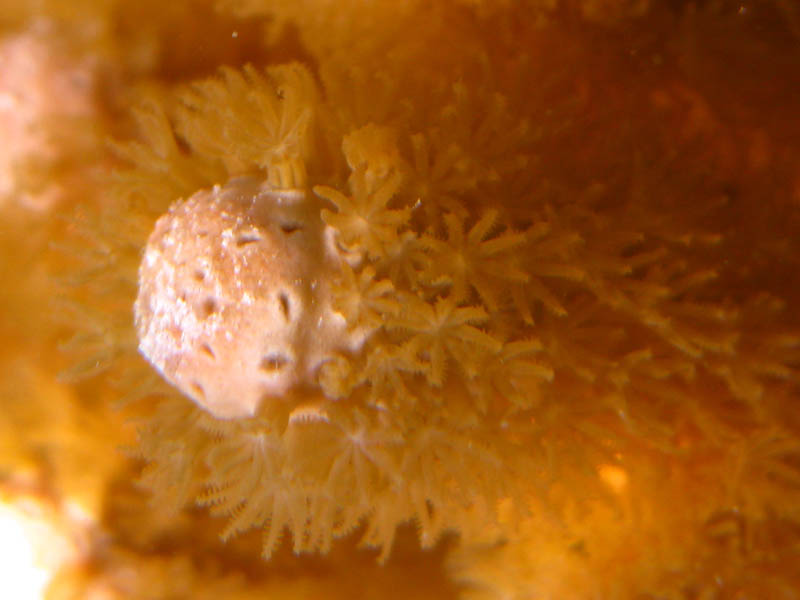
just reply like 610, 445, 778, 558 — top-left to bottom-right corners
134, 175, 366, 419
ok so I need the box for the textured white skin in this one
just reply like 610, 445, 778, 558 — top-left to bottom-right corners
135, 177, 364, 419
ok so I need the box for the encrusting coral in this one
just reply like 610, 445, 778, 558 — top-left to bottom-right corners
113, 18, 800, 579
2, 0, 800, 598
117, 62, 536, 561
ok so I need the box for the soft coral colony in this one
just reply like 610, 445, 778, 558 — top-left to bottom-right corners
44, 0, 800, 598
122, 58, 548, 560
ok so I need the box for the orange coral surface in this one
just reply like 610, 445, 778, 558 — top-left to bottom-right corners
1, 1, 800, 598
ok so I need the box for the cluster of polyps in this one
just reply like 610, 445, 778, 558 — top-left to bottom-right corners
134, 176, 367, 419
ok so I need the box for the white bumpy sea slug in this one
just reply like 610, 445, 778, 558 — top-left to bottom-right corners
134, 176, 368, 419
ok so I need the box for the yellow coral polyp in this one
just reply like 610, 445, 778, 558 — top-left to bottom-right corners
316, 169, 409, 261
175, 63, 319, 181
